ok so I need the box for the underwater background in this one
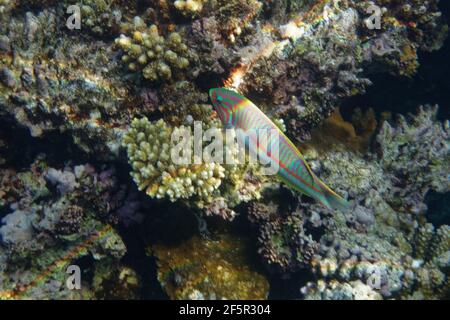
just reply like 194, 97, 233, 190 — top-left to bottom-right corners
0, 0, 449, 300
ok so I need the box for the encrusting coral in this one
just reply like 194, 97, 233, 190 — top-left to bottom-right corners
0, 159, 131, 299
150, 232, 269, 300
0, 7, 128, 158
63, 0, 137, 36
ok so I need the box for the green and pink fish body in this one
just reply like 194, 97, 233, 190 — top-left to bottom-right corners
209, 87, 350, 212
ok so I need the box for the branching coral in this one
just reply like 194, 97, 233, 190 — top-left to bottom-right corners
313, 106, 449, 223
296, 106, 449, 300
122, 117, 224, 207
115, 18, 191, 82
246, 189, 320, 273
402, 223, 450, 299
258, 210, 319, 272
122, 117, 265, 210
294, 205, 449, 300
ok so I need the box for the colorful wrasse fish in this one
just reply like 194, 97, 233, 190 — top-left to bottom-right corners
209, 87, 350, 212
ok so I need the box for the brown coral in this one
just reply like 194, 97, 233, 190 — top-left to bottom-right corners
151, 232, 269, 299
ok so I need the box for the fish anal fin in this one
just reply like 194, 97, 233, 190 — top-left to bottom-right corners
314, 176, 351, 212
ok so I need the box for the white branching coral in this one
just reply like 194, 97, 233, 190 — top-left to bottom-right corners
122, 118, 225, 207
122, 117, 266, 209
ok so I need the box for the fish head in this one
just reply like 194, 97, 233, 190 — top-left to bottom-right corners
209, 88, 239, 128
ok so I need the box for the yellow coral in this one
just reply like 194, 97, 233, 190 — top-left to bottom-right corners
151, 232, 269, 299
399, 43, 419, 77
123, 117, 265, 209
115, 18, 190, 82
123, 118, 224, 207
173, 0, 205, 16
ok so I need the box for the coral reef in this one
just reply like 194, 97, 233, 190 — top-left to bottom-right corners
310, 107, 378, 153
63, 0, 137, 36
301, 280, 382, 300
245, 106, 449, 299
150, 232, 269, 300
0, 159, 129, 299
375, 105, 450, 198
0, 0, 448, 300
92, 264, 141, 299
247, 191, 319, 273
235, 0, 448, 141
0, 0, 445, 156
0, 7, 129, 158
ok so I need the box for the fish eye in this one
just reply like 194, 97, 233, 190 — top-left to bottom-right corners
216, 95, 223, 102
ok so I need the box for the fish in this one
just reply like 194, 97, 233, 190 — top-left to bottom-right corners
209, 87, 350, 212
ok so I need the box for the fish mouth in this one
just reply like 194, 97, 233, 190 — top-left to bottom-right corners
209, 88, 220, 111
209, 88, 218, 101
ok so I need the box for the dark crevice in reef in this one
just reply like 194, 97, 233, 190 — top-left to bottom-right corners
268, 270, 312, 300
233, 191, 316, 300
195, 70, 231, 93
0, 118, 91, 170
94, 159, 169, 299
0, 205, 11, 222
72, 254, 96, 287
425, 191, 450, 228
116, 222, 169, 300
113, 187, 198, 299
342, 1, 450, 121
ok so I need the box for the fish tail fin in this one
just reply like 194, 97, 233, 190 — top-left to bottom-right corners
314, 177, 351, 212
